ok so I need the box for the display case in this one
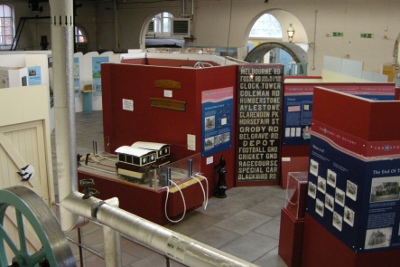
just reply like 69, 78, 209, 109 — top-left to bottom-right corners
285, 172, 308, 219
78, 152, 207, 225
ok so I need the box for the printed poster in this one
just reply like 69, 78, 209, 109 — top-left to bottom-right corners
306, 122, 400, 253
74, 57, 80, 98
27, 66, 42, 86
201, 87, 233, 157
92, 57, 109, 96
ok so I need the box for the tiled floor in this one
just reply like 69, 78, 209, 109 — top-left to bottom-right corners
55, 111, 287, 267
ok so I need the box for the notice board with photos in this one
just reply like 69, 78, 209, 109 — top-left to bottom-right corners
306, 87, 400, 254
236, 64, 283, 185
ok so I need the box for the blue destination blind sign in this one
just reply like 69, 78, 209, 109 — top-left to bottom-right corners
237, 64, 283, 182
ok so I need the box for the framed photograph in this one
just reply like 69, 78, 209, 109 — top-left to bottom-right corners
335, 187, 345, 207
315, 198, 324, 217
325, 193, 334, 212
364, 227, 392, 249
308, 182, 317, 199
344, 206, 355, 227
317, 176, 326, 194
310, 159, 319, 177
332, 211, 343, 231
370, 177, 400, 203
327, 169, 337, 188
346, 180, 358, 201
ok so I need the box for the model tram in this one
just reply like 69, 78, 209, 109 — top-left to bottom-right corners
115, 141, 170, 181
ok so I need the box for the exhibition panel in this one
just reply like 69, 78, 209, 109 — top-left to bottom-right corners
302, 87, 400, 266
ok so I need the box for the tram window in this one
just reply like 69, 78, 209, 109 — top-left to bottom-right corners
133, 157, 140, 165
118, 154, 125, 162
126, 155, 133, 164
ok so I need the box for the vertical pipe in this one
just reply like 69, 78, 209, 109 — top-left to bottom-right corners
311, 10, 318, 70
77, 228, 85, 267
166, 167, 171, 186
49, 0, 79, 231
188, 158, 193, 177
103, 197, 122, 267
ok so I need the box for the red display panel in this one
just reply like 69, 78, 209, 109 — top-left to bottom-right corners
101, 62, 238, 194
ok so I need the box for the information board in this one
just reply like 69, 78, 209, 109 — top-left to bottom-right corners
283, 83, 395, 146
201, 87, 233, 157
237, 64, 283, 183
307, 122, 400, 253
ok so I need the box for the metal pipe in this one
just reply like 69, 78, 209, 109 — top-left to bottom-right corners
103, 198, 122, 267
77, 228, 85, 267
61, 193, 258, 267
188, 158, 192, 177
311, 10, 318, 70
67, 235, 104, 260
49, 0, 79, 232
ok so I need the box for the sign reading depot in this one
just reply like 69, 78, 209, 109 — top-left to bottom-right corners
237, 64, 283, 182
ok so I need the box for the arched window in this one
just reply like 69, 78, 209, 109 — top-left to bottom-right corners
74, 25, 87, 43
248, 14, 297, 75
249, 14, 282, 39
74, 25, 88, 53
147, 12, 173, 37
0, 4, 14, 50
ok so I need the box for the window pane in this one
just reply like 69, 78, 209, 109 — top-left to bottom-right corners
74, 26, 87, 43
162, 18, 169, 33
0, 5, 13, 46
4, 6, 11, 17
250, 14, 282, 38
148, 12, 173, 35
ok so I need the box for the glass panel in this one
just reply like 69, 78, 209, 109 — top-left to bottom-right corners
149, 12, 173, 35
162, 17, 169, 33
4, 18, 11, 27
153, 153, 201, 189
4, 6, 11, 17
0, 5, 13, 46
250, 14, 282, 38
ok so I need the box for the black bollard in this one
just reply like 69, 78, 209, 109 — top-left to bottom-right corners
213, 156, 227, 198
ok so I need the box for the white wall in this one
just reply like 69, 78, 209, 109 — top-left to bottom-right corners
3, 0, 400, 77
94, 0, 400, 76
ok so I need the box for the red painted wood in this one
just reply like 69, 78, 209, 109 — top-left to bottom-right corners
78, 170, 206, 225
302, 214, 400, 267
312, 87, 400, 141
101, 63, 238, 195
278, 208, 305, 267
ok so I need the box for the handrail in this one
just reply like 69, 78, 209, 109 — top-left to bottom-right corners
61, 191, 259, 267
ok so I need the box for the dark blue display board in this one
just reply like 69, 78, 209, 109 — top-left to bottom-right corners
201, 87, 233, 157
306, 122, 400, 253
